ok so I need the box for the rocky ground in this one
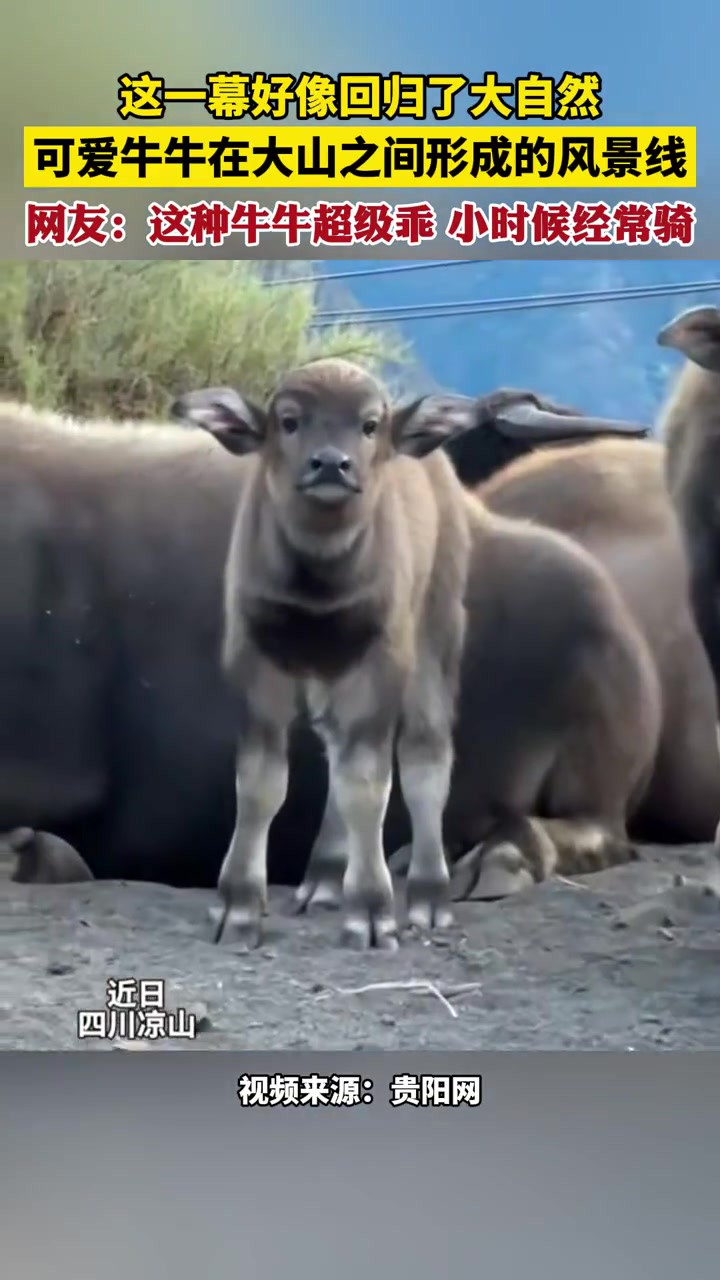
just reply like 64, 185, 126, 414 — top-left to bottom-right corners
2, 842, 720, 1051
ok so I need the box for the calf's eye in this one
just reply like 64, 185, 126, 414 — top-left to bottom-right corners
362, 418, 379, 438
281, 416, 299, 435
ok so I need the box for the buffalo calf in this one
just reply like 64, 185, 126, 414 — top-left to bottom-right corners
173, 359, 473, 950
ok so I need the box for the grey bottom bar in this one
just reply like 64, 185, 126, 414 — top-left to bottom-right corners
0, 1052, 717, 1278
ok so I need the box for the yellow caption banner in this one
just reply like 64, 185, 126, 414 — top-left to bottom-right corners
24, 126, 695, 188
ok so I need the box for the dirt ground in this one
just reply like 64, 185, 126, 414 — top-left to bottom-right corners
2, 843, 720, 1051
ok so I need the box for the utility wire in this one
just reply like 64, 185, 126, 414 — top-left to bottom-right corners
264, 259, 490, 287
315, 277, 720, 318
309, 278, 720, 327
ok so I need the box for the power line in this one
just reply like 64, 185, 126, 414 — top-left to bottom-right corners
264, 259, 489, 287
309, 278, 720, 327
314, 278, 720, 320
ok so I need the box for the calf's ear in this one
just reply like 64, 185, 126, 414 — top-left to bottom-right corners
170, 387, 266, 455
390, 393, 478, 458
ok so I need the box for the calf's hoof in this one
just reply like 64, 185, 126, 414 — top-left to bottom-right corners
209, 885, 265, 951
406, 873, 454, 932
341, 888, 399, 951
294, 857, 345, 914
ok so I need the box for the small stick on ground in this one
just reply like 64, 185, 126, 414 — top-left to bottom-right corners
315, 979, 483, 1019
555, 876, 591, 890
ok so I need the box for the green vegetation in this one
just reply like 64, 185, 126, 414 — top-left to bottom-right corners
0, 262, 408, 421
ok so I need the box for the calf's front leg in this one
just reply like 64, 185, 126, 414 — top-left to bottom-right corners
211, 666, 294, 950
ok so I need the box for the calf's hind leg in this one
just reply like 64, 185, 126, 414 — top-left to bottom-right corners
396, 723, 454, 930
318, 660, 405, 950
324, 732, 398, 950
395, 621, 465, 930
295, 784, 349, 912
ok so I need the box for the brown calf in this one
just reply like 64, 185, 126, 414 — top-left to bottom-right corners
173, 358, 474, 951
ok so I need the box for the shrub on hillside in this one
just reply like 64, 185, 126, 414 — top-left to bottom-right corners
0, 262, 408, 421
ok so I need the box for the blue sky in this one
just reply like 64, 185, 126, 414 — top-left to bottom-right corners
312, 259, 720, 422
284, 7, 716, 419
299, 0, 717, 190
318, 3, 713, 125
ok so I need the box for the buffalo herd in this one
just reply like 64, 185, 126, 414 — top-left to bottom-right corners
2, 304, 720, 951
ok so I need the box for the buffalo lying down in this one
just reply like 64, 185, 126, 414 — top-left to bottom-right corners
478, 432, 720, 847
